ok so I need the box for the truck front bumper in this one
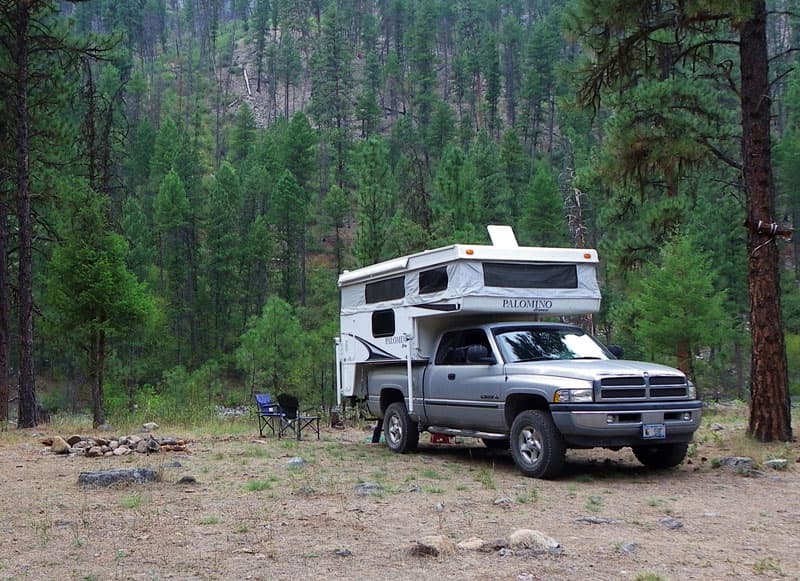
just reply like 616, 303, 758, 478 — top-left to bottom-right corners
550, 400, 702, 448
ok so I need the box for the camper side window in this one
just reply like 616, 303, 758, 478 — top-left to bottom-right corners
372, 309, 395, 337
365, 276, 405, 303
419, 267, 448, 294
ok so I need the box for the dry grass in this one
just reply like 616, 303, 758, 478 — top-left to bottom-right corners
0, 403, 798, 580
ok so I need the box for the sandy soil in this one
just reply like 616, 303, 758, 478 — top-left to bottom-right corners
0, 417, 798, 581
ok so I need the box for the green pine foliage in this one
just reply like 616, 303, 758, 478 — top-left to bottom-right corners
0, 0, 796, 420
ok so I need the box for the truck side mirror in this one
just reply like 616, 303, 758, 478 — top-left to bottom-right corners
608, 344, 624, 359
466, 344, 496, 364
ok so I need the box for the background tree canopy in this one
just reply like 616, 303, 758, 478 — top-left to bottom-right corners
0, 0, 796, 437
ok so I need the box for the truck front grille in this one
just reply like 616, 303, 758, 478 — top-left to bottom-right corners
599, 375, 687, 401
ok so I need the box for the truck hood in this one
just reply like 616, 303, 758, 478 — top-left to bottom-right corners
504, 359, 686, 382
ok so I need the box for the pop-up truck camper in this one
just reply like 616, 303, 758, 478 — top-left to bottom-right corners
335, 226, 701, 478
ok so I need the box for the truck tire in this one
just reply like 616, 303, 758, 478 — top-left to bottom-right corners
510, 410, 566, 479
482, 438, 509, 450
632, 442, 688, 469
383, 402, 419, 454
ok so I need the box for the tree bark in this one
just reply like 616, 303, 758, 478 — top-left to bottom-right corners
91, 329, 106, 427
0, 187, 9, 427
13, 3, 37, 428
740, 0, 792, 441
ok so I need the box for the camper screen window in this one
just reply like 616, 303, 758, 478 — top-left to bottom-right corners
483, 263, 578, 288
365, 276, 405, 303
419, 267, 448, 294
372, 309, 395, 337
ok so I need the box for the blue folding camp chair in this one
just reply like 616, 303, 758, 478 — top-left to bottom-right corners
255, 393, 283, 437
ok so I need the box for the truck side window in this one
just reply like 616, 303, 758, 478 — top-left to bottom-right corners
371, 309, 395, 337
435, 329, 490, 365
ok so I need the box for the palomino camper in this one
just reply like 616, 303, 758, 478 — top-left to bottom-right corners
335, 226, 700, 478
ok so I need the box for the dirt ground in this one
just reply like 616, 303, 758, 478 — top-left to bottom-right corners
1, 411, 798, 581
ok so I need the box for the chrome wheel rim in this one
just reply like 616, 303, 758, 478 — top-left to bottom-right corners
517, 425, 543, 466
387, 413, 403, 445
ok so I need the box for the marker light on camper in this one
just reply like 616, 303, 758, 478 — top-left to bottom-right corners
466, 248, 474, 255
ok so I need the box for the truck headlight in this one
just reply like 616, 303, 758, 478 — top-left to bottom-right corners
687, 381, 697, 399
554, 388, 593, 403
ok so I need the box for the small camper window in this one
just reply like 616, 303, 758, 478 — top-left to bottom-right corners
372, 309, 395, 337
483, 263, 578, 289
419, 267, 448, 294
365, 276, 405, 303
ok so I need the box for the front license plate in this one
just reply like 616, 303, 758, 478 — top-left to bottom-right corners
642, 423, 666, 439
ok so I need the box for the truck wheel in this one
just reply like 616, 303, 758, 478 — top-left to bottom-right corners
482, 438, 509, 450
510, 410, 566, 479
632, 443, 688, 469
383, 402, 419, 454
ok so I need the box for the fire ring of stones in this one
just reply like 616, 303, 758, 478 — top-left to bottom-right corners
43, 433, 188, 457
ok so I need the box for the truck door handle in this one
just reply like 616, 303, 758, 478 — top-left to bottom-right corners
447, 373, 456, 380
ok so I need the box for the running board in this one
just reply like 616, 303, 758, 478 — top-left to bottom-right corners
427, 427, 507, 440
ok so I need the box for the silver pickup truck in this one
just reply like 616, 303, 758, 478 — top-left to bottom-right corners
366, 321, 702, 478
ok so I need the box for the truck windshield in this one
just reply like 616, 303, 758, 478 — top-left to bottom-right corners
494, 327, 611, 363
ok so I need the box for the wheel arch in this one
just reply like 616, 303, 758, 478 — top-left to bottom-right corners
505, 393, 550, 428
379, 388, 405, 416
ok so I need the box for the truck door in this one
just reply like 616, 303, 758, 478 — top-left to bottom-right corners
424, 329, 505, 431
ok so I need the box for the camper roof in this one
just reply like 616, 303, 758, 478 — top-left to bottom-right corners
338, 241, 598, 287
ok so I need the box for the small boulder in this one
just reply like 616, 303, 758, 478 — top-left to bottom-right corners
141, 422, 159, 432
176, 475, 197, 485
659, 516, 684, 530
285, 457, 307, 468
78, 467, 159, 487
765, 459, 789, 470
86, 446, 103, 458
507, 529, 560, 554
457, 537, 486, 551
354, 482, 384, 496
409, 535, 455, 557
51, 436, 71, 455
113, 445, 131, 456
66, 435, 83, 446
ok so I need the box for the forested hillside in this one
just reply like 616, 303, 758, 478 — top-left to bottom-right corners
0, 0, 798, 432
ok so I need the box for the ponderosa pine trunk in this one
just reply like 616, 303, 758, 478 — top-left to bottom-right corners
740, 0, 792, 442
14, 3, 37, 428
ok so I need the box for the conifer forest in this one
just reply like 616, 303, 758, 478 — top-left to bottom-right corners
0, 0, 798, 440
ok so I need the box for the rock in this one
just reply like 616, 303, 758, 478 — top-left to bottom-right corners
710, 423, 725, 431
297, 486, 315, 496
176, 475, 197, 485
619, 542, 638, 555
86, 446, 103, 458
113, 445, 131, 456
162, 461, 183, 468
409, 535, 456, 557
146, 438, 160, 453
494, 497, 513, 507
94, 438, 110, 446
40, 437, 54, 446
78, 467, 159, 487
285, 457, 307, 468
160, 437, 179, 446
141, 422, 159, 432
334, 548, 352, 557
97, 423, 113, 432
407, 483, 421, 493
354, 482, 384, 496
109, 440, 119, 450
434, 502, 445, 513
51, 436, 71, 455
576, 516, 618, 524
716, 456, 754, 469
457, 537, 486, 551
659, 516, 684, 529
128, 435, 142, 446
66, 435, 83, 446
765, 459, 788, 470
507, 529, 560, 553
